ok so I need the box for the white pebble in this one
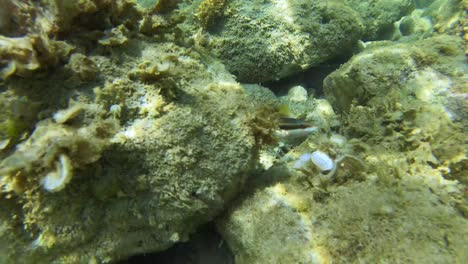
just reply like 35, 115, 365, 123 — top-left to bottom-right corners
288, 85, 308, 102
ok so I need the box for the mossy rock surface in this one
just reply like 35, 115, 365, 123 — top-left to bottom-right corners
181, 0, 365, 83
0, 1, 263, 263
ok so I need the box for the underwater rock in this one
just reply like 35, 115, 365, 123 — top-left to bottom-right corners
392, 9, 434, 40
324, 34, 467, 183
182, 0, 365, 83
0, 34, 71, 79
345, 0, 415, 40
65, 53, 99, 82
195, 0, 228, 29
218, 180, 331, 264
0, 2, 273, 263
242, 83, 280, 108
422, 0, 465, 35
0, 0, 143, 79
0, 39, 265, 263
390, 0, 466, 42
0, 104, 118, 194
218, 168, 467, 264
218, 26, 467, 264
42, 0, 141, 34
0, 0, 32, 37
323, 35, 466, 113
137, 0, 180, 13
218, 87, 467, 264
0, 90, 40, 150
181, 0, 422, 83
287, 85, 308, 102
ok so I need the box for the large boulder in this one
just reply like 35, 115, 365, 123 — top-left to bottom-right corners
0, 1, 270, 263
182, 0, 365, 83
217, 35, 468, 264
323, 35, 466, 113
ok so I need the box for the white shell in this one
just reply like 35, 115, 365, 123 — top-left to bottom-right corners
310, 151, 334, 172
42, 154, 73, 192
293, 150, 335, 172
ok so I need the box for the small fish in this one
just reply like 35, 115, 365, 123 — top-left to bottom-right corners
279, 117, 312, 130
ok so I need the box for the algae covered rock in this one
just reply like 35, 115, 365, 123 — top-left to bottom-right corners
0, 34, 71, 79
0, 0, 142, 80
181, 0, 421, 83
0, 1, 270, 263
345, 0, 415, 40
390, 0, 465, 44
227, 47, 468, 259
217, 34, 467, 264
323, 35, 466, 112
182, 0, 365, 83
0, 38, 265, 263
324, 35, 467, 181
218, 179, 330, 264
218, 164, 467, 264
